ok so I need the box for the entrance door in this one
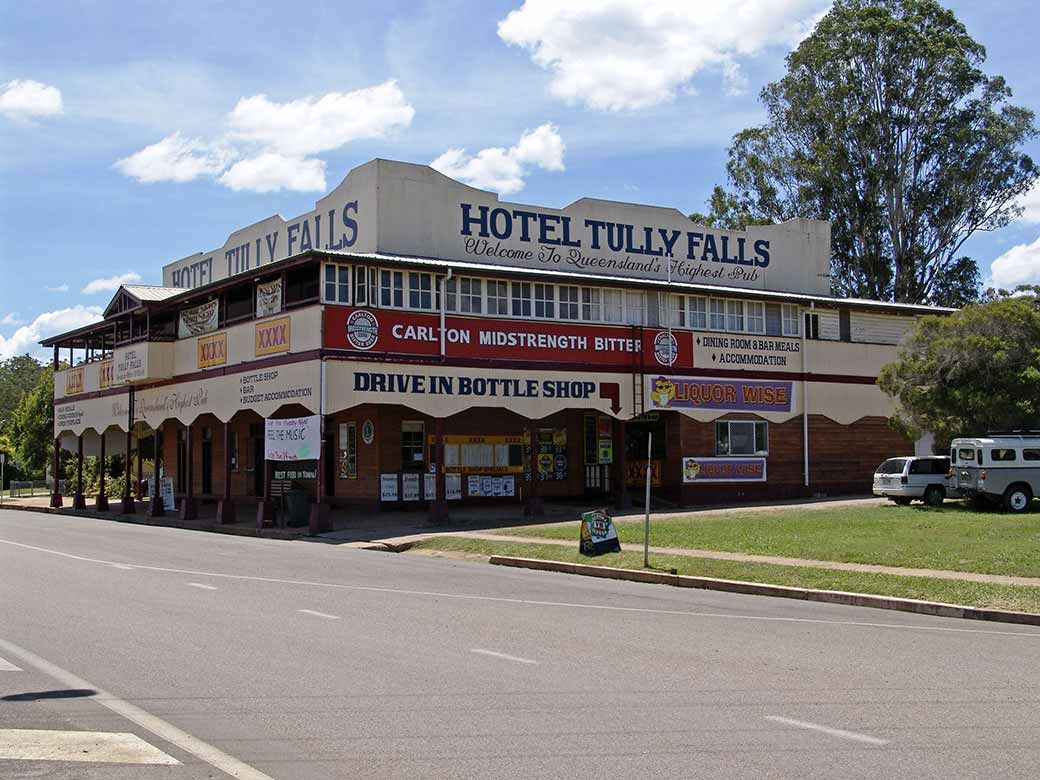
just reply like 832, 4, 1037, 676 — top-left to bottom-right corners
201, 427, 213, 495
583, 414, 611, 495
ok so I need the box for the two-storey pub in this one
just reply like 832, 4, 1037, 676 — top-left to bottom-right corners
43, 159, 940, 527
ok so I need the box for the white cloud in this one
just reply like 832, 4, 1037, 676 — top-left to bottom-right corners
0, 79, 63, 120
1016, 182, 1040, 224
431, 123, 565, 194
114, 133, 230, 184
81, 272, 142, 295
45, 284, 69, 293
226, 81, 415, 157
0, 306, 103, 361
497, 0, 829, 111
219, 154, 327, 193
114, 80, 415, 193
1, 313, 26, 327
989, 236, 1040, 289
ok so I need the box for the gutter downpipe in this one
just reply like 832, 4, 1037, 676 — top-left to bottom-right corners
440, 268, 453, 359
802, 301, 813, 489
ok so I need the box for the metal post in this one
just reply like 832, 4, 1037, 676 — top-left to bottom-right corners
643, 432, 652, 568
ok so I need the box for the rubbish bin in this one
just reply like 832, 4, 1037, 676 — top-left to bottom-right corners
285, 489, 310, 527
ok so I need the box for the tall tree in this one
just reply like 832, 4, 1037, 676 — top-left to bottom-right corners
703, 0, 1036, 306
9, 368, 54, 478
0, 355, 46, 426
878, 289, 1040, 444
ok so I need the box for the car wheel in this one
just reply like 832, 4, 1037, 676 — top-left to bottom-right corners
893, 497, 912, 506
1003, 485, 1033, 514
924, 486, 944, 507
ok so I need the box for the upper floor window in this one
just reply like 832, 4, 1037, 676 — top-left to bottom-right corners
746, 301, 765, 334
581, 288, 601, 321
624, 291, 645, 325
511, 282, 532, 317
727, 300, 744, 332
782, 304, 800, 336
709, 298, 726, 330
559, 285, 579, 320
380, 270, 404, 308
602, 289, 623, 323
689, 296, 707, 329
323, 264, 350, 304
408, 272, 434, 310
487, 280, 509, 316
446, 277, 482, 314
534, 283, 555, 319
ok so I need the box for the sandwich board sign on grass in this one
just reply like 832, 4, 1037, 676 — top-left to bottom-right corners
579, 508, 621, 556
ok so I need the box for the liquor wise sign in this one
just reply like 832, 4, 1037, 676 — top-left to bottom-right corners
163, 159, 831, 296
324, 306, 689, 369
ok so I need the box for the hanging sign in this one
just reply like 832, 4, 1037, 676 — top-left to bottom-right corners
380, 473, 398, 501
272, 460, 317, 480
579, 508, 621, 555
178, 299, 219, 338
682, 456, 767, 483
264, 415, 320, 461
197, 333, 227, 369
647, 375, 793, 412
65, 368, 84, 395
256, 278, 283, 317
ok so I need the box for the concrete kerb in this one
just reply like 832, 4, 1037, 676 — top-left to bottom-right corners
488, 555, 1040, 628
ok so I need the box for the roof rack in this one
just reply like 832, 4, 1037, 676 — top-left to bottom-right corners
984, 430, 1040, 437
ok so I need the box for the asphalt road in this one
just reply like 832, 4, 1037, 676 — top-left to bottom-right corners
1, 509, 1039, 779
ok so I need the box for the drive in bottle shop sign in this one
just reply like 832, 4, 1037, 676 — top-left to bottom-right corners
323, 306, 688, 368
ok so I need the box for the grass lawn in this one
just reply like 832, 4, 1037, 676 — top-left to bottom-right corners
415, 536, 1040, 614
494, 502, 1040, 578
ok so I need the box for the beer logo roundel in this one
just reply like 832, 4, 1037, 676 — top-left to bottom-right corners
346, 310, 379, 350
653, 331, 678, 366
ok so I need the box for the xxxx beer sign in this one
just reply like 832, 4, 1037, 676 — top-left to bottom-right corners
255, 316, 291, 357
99, 359, 114, 389
65, 367, 84, 395
197, 333, 227, 369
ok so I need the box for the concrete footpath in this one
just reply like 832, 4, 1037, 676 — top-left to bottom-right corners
381, 530, 1040, 589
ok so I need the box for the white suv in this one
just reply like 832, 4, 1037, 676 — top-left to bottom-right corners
873, 456, 953, 506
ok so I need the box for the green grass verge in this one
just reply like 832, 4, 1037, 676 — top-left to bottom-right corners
493, 503, 1040, 578
415, 536, 1040, 614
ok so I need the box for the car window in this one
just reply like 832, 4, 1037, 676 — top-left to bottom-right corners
908, 459, 929, 475
876, 458, 907, 475
1023, 449, 1040, 461
935, 457, 950, 474
958, 448, 975, 462
991, 448, 1017, 462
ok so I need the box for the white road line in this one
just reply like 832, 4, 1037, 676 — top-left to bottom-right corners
0, 637, 275, 780
0, 656, 23, 672
766, 715, 889, 746
0, 729, 179, 764
110, 564, 134, 570
297, 609, 340, 620
1, 537, 1039, 640
470, 648, 538, 665
187, 582, 217, 590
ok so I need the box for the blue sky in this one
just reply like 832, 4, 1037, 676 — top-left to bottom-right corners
2, 0, 1038, 359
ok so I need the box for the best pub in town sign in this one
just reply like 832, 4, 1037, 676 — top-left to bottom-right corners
163, 160, 832, 296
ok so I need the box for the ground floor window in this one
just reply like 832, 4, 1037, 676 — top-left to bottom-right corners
715, 420, 768, 456
401, 421, 425, 471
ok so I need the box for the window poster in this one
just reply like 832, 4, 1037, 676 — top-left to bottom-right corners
402, 472, 420, 501
446, 473, 462, 500
467, 474, 481, 496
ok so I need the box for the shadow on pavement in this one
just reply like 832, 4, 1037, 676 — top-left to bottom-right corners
2, 688, 97, 702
